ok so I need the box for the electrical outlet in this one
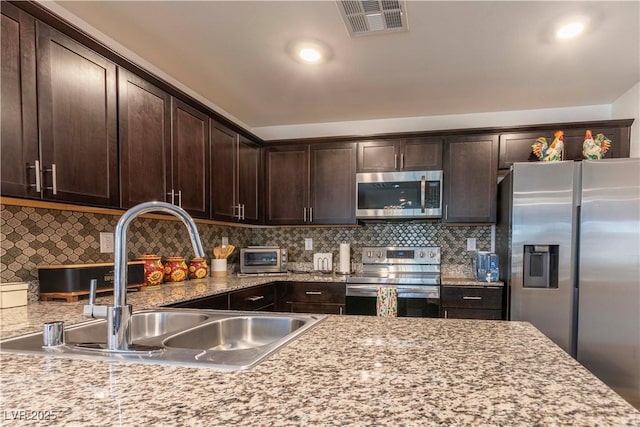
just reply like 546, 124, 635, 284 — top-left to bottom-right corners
466, 238, 477, 251
221, 236, 229, 247
100, 232, 114, 253
304, 238, 313, 251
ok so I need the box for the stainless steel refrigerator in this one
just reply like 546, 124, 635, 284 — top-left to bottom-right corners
497, 158, 640, 409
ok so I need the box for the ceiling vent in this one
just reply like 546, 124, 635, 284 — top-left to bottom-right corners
336, 0, 408, 37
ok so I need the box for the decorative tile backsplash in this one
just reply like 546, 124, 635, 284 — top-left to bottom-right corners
1, 204, 491, 300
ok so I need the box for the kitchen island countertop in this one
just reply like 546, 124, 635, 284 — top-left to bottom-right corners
1, 275, 638, 426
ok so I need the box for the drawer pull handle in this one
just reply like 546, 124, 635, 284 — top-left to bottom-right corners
246, 295, 265, 302
305, 291, 322, 295
463, 296, 482, 300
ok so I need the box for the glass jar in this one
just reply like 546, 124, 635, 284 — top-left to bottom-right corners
163, 256, 188, 283
188, 257, 208, 280
137, 254, 164, 286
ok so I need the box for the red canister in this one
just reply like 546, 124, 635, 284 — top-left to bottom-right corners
164, 256, 188, 283
137, 254, 164, 286
188, 257, 208, 280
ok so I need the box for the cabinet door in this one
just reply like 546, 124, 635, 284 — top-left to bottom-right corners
1, 4, 38, 199
211, 122, 237, 221
171, 98, 210, 218
402, 138, 443, 170
310, 143, 356, 224
265, 145, 309, 225
289, 302, 344, 315
286, 282, 346, 304
118, 68, 171, 208
443, 135, 498, 223
443, 307, 503, 320
357, 140, 399, 172
441, 286, 503, 309
562, 127, 624, 160
37, 22, 118, 207
237, 135, 261, 223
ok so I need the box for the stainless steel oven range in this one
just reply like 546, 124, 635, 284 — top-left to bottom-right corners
346, 246, 441, 317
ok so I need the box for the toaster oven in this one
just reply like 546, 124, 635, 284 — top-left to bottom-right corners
240, 246, 288, 274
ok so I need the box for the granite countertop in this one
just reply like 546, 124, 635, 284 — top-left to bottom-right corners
1, 275, 638, 425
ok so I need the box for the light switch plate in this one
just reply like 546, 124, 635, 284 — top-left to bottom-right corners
221, 236, 229, 247
304, 238, 313, 251
466, 238, 476, 251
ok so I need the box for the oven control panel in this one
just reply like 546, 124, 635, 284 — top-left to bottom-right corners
361, 246, 440, 265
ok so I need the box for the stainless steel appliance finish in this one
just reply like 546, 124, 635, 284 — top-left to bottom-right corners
497, 159, 640, 408
356, 170, 442, 219
346, 246, 441, 317
240, 246, 288, 274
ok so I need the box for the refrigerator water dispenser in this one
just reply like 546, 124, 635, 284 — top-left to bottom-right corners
523, 245, 559, 288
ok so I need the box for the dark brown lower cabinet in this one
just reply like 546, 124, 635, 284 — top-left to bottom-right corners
441, 285, 504, 320
229, 283, 275, 311
165, 292, 229, 310
277, 282, 346, 314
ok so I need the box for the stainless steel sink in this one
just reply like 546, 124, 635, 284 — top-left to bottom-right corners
164, 316, 306, 351
0, 309, 325, 371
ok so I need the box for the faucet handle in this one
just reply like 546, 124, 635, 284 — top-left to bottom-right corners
83, 279, 108, 319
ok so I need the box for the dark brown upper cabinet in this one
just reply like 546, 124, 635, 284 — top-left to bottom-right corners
265, 142, 356, 225
310, 142, 357, 224
36, 22, 119, 207
357, 138, 442, 172
1, 3, 38, 199
443, 134, 498, 223
170, 98, 210, 218
211, 122, 261, 224
499, 124, 631, 169
118, 68, 172, 208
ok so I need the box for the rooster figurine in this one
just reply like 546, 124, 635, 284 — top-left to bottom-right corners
532, 130, 564, 162
582, 129, 611, 160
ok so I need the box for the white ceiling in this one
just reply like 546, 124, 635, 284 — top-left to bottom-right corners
54, 1, 639, 134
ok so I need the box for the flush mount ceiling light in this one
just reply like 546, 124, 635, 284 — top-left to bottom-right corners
287, 39, 332, 64
555, 15, 590, 40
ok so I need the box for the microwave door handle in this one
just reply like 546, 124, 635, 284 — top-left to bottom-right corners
420, 175, 426, 213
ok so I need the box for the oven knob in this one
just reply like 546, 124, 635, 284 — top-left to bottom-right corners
429, 251, 436, 258
419, 251, 425, 258
377, 250, 383, 258
366, 251, 373, 258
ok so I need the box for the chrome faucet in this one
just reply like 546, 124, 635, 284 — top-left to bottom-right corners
83, 201, 205, 352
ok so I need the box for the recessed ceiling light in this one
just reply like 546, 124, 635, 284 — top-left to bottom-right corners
287, 39, 331, 65
556, 22, 585, 39
555, 15, 589, 40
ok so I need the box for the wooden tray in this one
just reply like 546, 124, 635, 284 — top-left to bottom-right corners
40, 283, 145, 303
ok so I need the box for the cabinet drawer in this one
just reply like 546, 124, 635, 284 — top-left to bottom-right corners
442, 308, 503, 320
287, 282, 345, 304
229, 284, 275, 311
441, 286, 502, 309
166, 293, 228, 309
289, 302, 344, 315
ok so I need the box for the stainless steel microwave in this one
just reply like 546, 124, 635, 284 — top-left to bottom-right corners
356, 170, 443, 219
240, 246, 288, 274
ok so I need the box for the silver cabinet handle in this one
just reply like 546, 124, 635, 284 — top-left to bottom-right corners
241, 204, 245, 221
444, 309, 448, 319
305, 291, 322, 295
445, 204, 448, 220
394, 154, 398, 170
420, 175, 426, 213
463, 296, 482, 300
43, 163, 57, 195
232, 204, 240, 219
339, 306, 343, 315
303, 207, 307, 222
88, 278, 97, 305
401, 153, 405, 169
28, 160, 42, 192
309, 207, 313, 223
177, 190, 182, 207
167, 189, 175, 204
246, 295, 265, 302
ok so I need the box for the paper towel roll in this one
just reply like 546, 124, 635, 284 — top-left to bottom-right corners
339, 243, 350, 274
